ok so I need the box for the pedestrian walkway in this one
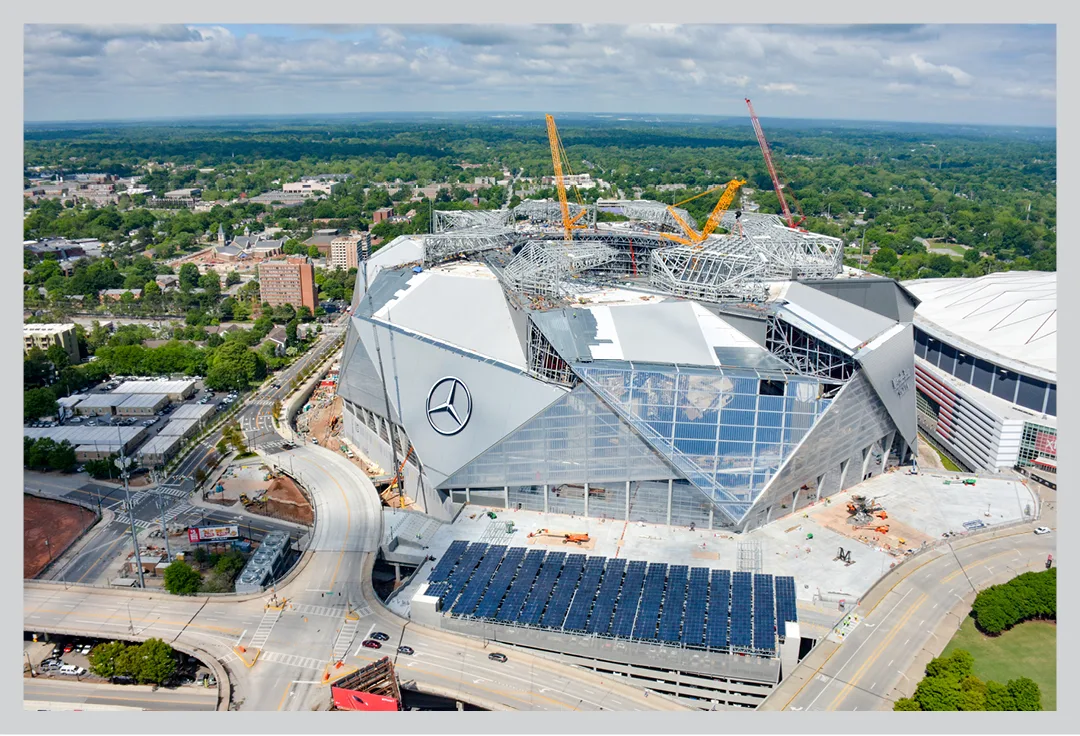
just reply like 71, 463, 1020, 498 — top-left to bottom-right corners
260, 650, 323, 671
331, 616, 360, 662
292, 603, 348, 618
247, 608, 282, 651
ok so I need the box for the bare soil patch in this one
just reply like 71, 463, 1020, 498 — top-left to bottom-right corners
24, 495, 97, 579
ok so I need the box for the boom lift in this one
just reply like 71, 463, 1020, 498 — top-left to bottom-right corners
545, 114, 589, 241
528, 528, 591, 545
660, 178, 747, 247
745, 97, 806, 231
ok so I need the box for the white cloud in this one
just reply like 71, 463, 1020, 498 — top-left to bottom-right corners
22, 23, 1055, 126
759, 82, 806, 95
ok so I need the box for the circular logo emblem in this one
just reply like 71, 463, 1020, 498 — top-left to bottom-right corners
426, 377, 472, 436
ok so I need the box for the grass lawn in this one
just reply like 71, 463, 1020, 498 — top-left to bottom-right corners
943, 618, 1056, 710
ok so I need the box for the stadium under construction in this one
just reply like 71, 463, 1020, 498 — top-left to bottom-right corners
334, 110, 923, 707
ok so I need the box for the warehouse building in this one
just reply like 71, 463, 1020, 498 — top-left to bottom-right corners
24, 426, 147, 460
157, 418, 201, 440
110, 380, 196, 402
137, 434, 184, 467
903, 272, 1056, 478
115, 394, 169, 416
170, 403, 217, 422
75, 394, 128, 416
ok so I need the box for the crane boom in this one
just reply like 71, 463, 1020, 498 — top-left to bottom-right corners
661, 178, 745, 246
745, 97, 804, 229
545, 114, 586, 241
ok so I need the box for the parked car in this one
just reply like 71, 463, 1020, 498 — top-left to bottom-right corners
396, 646, 414, 656
62, 643, 74, 653
59, 664, 87, 676
1034, 526, 1052, 535
112, 675, 135, 685
370, 631, 389, 642
79, 644, 93, 655
361, 640, 382, 650
40, 660, 63, 672
76, 465, 85, 473
487, 652, 508, 663
50, 645, 62, 658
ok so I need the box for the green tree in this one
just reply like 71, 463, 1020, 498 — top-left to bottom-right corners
48, 440, 77, 472
178, 262, 200, 290
25, 387, 58, 421
870, 247, 898, 271
46, 344, 71, 371
1007, 677, 1042, 711
225, 270, 242, 286
215, 438, 229, 456
87, 640, 128, 679
84, 454, 118, 480
984, 681, 1016, 711
296, 305, 313, 322
914, 673, 962, 711
307, 245, 321, 259
162, 559, 202, 595
893, 697, 921, 711
131, 638, 177, 685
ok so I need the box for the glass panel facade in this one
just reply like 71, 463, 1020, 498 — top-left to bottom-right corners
576, 364, 830, 524
992, 368, 1019, 402
1016, 375, 1048, 413
972, 358, 995, 393
1017, 422, 1057, 468
439, 383, 678, 489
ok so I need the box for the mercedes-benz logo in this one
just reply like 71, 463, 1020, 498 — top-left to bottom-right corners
426, 377, 472, 436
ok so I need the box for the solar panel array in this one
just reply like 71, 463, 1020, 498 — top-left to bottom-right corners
424, 542, 798, 655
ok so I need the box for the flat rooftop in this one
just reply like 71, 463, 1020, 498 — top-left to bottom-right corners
388, 469, 1036, 638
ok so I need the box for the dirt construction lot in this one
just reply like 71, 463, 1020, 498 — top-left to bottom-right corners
24, 495, 97, 579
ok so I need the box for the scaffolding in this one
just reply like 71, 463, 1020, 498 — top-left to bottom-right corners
718, 211, 844, 279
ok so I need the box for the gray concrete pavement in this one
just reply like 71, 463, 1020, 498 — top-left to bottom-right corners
24, 678, 218, 711
764, 525, 1054, 712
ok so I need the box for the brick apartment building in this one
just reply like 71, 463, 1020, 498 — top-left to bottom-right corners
258, 256, 318, 312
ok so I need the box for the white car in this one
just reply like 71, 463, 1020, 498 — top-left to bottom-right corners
59, 664, 87, 676
1034, 526, 1052, 535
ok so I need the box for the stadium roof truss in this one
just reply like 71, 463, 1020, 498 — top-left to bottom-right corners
649, 241, 771, 304
513, 199, 597, 226
503, 240, 620, 300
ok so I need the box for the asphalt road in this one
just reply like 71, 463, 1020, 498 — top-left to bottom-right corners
777, 527, 1055, 712
24, 677, 218, 711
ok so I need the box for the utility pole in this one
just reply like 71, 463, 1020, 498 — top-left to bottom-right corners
115, 435, 145, 588
154, 468, 173, 562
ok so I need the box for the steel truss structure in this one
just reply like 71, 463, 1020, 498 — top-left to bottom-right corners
513, 199, 596, 226
718, 211, 844, 279
649, 241, 770, 303
527, 320, 577, 386
765, 315, 857, 382
433, 209, 513, 233
502, 240, 620, 299
597, 200, 698, 233
422, 227, 517, 265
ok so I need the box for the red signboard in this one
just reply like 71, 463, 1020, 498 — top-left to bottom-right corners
331, 687, 399, 711
1034, 432, 1057, 457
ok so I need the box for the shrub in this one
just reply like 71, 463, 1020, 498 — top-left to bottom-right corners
163, 559, 202, 595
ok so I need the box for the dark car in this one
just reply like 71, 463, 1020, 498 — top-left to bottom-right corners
361, 640, 382, 650
487, 652, 508, 663
397, 646, 414, 656
370, 631, 390, 642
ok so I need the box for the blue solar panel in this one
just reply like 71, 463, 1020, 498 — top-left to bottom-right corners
631, 563, 668, 641
586, 558, 626, 635
775, 575, 798, 639
563, 557, 605, 631
753, 574, 776, 652
449, 545, 507, 617
428, 540, 469, 582
608, 561, 646, 639
729, 571, 752, 649
495, 550, 545, 622
657, 565, 688, 644
519, 552, 566, 626
440, 542, 489, 612
473, 548, 525, 619
681, 567, 710, 646
706, 570, 731, 649
541, 554, 585, 629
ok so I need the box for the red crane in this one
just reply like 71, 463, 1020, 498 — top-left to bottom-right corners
745, 97, 806, 230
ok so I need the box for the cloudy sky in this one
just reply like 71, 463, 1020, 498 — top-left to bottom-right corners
23, 24, 1055, 126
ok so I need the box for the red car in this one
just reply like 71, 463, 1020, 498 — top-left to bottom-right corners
62, 644, 74, 653
361, 640, 382, 650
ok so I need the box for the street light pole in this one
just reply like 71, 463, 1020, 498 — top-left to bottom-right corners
115, 439, 145, 588
154, 468, 173, 562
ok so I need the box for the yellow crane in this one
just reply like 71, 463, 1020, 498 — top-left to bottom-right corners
660, 178, 746, 247
545, 114, 588, 241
